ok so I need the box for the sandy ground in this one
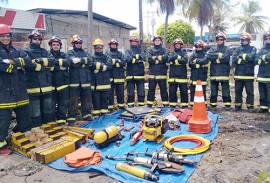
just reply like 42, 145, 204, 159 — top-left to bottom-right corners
0, 81, 270, 183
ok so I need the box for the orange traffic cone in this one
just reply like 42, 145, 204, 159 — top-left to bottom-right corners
188, 80, 212, 133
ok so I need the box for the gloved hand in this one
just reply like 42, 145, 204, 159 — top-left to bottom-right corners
36, 58, 44, 65
72, 58, 81, 64
135, 54, 141, 60
157, 55, 162, 61
2, 59, 11, 64
102, 64, 107, 71
152, 56, 157, 60
94, 69, 99, 73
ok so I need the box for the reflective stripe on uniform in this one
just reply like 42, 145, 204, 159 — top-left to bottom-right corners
100, 109, 108, 113
138, 102, 145, 106
148, 75, 167, 80
257, 77, 270, 82
168, 78, 188, 83
58, 59, 63, 67
0, 140, 7, 148
96, 84, 110, 90
81, 83, 91, 88
114, 78, 125, 83
224, 102, 231, 106
191, 80, 207, 85
6, 64, 14, 73
147, 101, 154, 105
169, 102, 177, 107
234, 76, 254, 80
118, 103, 125, 108
0, 99, 29, 109
69, 84, 80, 87
56, 85, 68, 91
27, 86, 52, 94
128, 102, 135, 106
210, 76, 230, 80
92, 110, 100, 115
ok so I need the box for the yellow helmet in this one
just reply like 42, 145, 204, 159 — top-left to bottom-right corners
93, 38, 104, 46
70, 34, 82, 44
195, 40, 205, 48
240, 32, 252, 41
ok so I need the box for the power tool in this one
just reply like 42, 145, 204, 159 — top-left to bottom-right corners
143, 114, 168, 143
93, 126, 124, 148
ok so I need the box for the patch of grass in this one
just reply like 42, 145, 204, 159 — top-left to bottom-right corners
258, 171, 270, 183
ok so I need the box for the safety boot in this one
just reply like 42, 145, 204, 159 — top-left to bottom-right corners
234, 107, 241, 112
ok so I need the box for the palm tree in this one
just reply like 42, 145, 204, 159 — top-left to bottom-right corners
147, 0, 175, 46
179, 0, 230, 39
232, 0, 268, 34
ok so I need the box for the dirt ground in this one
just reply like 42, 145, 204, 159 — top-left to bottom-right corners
0, 82, 270, 183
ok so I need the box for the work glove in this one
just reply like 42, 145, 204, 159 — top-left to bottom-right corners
102, 64, 107, 71
157, 55, 162, 61
2, 59, 11, 64
72, 58, 81, 64
135, 54, 141, 60
152, 56, 157, 60
94, 69, 99, 73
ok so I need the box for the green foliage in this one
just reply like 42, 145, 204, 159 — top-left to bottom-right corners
258, 171, 270, 183
156, 20, 195, 44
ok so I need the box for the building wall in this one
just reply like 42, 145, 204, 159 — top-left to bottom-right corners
43, 14, 131, 51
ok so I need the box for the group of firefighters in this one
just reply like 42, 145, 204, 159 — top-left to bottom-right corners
1, 22, 270, 155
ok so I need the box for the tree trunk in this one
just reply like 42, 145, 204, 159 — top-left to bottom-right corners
139, 0, 144, 47
163, 12, 169, 47
88, 0, 93, 54
200, 26, 203, 40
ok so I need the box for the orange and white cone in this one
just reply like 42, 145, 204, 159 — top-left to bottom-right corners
188, 80, 212, 133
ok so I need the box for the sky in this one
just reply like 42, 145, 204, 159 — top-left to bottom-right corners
1, 0, 269, 36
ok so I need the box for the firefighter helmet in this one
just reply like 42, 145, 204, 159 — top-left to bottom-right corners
152, 35, 162, 42
70, 34, 83, 44
48, 36, 62, 46
215, 32, 227, 41
129, 36, 139, 42
240, 32, 252, 41
173, 38, 184, 45
0, 24, 11, 35
93, 38, 104, 46
195, 40, 205, 48
263, 31, 270, 40
108, 38, 118, 46
28, 29, 43, 39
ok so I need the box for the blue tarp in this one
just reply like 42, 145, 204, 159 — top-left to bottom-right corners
48, 109, 219, 183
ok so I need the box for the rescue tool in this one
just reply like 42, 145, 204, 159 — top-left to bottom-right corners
115, 162, 159, 182
127, 148, 197, 165
106, 154, 184, 173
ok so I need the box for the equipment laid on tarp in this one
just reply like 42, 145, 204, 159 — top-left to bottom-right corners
120, 106, 162, 121
93, 126, 124, 148
64, 147, 102, 168
11, 122, 94, 163
172, 109, 193, 124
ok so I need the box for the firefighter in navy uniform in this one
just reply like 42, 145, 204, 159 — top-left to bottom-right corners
48, 36, 71, 125
207, 32, 231, 110
67, 35, 93, 126
0, 24, 32, 155
90, 38, 112, 118
255, 31, 270, 113
168, 38, 189, 108
232, 32, 256, 112
189, 40, 209, 106
124, 36, 146, 106
147, 35, 169, 107
24, 29, 55, 127
105, 38, 126, 111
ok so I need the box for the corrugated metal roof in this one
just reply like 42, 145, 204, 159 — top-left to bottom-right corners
28, 8, 137, 30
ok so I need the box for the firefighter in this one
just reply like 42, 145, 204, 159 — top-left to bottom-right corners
48, 36, 71, 125
147, 35, 169, 107
105, 38, 126, 111
168, 38, 189, 108
255, 31, 270, 113
207, 32, 231, 110
0, 24, 32, 155
24, 29, 55, 127
67, 35, 93, 126
189, 40, 209, 106
124, 36, 146, 106
232, 32, 256, 112
90, 38, 112, 118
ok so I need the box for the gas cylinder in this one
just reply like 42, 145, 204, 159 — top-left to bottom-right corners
94, 126, 119, 144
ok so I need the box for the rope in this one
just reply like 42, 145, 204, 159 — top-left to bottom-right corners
163, 135, 210, 155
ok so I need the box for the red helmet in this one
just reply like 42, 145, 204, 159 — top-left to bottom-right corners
173, 38, 184, 45
0, 24, 11, 35
108, 38, 118, 46
152, 35, 162, 42
195, 40, 205, 48
28, 29, 43, 39
263, 31, 270, 40
215, 32, 227, 40
129, 36, 139, 42
240, 32, 252, 41
48, 36, 62, 47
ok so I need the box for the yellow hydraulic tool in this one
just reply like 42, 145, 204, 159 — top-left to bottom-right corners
115, 162, 159, 182
143, 114, 168, 143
